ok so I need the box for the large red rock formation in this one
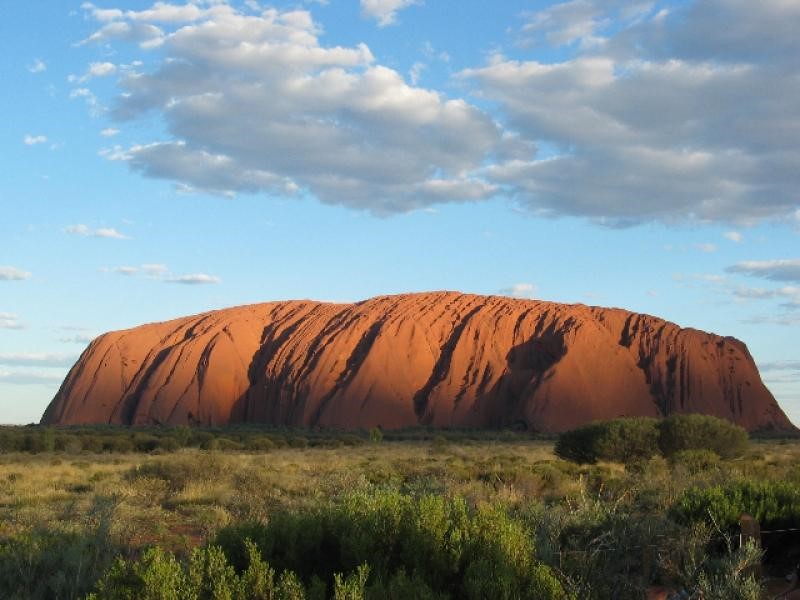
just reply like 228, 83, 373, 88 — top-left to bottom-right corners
41, 292, 793, 432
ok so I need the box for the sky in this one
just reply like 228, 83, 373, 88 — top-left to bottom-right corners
1, 0, 799, 425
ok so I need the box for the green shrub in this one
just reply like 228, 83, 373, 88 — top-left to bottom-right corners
213, 490, 568, 599
556, 415, 748, 464
369, 428, 383, 444
89, 540, 310, 600
554, 418, 660, 464
203, 438, 243, 452
244, 437, 275, 452
658, 414, 748, 459
333, 563, 369, 600
671, 480, 800, 529
0, 504, 117, 600
669, 449, 720, 474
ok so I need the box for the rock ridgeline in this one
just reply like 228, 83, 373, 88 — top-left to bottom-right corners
41, 292, 793, 432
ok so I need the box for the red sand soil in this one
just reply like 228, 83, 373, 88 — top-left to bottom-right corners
41, 292, 793, 432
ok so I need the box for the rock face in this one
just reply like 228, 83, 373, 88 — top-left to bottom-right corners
41, 292, 793, 432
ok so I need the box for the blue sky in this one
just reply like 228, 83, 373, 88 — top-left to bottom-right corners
1, 0, 799, 425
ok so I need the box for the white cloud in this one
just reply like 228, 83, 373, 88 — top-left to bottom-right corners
0, 267, 31, 281
59, 333, 95, 344
726, 259, 800, 283
166, 273, 221, 285
105, 263, 213, 285
142, 263, 168, 277
82, 3, 500, 215
743, 313, 800, 327
27, 59, 46, 73
519, 0, 653, 49
100, 128, 120, 137
760, 360, 800, 372
693, 242, 716, 253
0, 353, 77, 367
408, 61, 425, 85
65, 224, 131, 239
111, 266, 139, 275
88, 61, 116, 77
462, 0, 800, 224
360, 0, 420, 27
724, 231, 742, 243
0, 371, 64, 386
0, 313, 24, 330
23, 134, 47, 146
499, 283, 537, 298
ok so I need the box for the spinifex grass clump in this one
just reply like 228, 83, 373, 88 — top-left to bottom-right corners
555, 414, 749, 464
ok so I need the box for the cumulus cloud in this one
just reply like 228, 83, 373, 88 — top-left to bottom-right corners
23, 134, 47, 146
27, 58, 46, 73
100, 127, 120, 137
693, 243, 716, 253
726, 259, 800, 283
0, 313, 24, 330
81, 2, 500, 215
519, 0, 653, 49
65, 224, 131, 239
499, 283, 537, 298
70, 61, 117, 83
463, 0, 800, 224
361, 0, 420, 26
165, 273, 221, 285
0, 267, 31, 281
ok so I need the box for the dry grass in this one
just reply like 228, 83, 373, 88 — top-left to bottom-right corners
0, 438, 798, 555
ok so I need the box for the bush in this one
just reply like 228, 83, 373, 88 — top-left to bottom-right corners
671, 480, 800, 529
555, 415, 749, 464
89, 540, 315, 600
244, 437, 275, 452
658, 414, 748, 459
369, 428, 383, 444
0, 498, 117, 599
669, 449, 720, 474
213, 490, 568, 599
203, 438, 243, 452
554, 418, 660, 464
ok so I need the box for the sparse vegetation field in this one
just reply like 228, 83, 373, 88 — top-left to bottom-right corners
0, 422, 798, 599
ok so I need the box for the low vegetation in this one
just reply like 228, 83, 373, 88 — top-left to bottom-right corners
554, 414, 750, 464
0, 418, 797, 598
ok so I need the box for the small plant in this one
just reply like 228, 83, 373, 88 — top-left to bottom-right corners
368, 428, 383, 444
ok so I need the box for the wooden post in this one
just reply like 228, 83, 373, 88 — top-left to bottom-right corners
739, 513, 762, 580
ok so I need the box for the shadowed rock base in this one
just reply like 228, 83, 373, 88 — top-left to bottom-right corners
41, 292, 793, 432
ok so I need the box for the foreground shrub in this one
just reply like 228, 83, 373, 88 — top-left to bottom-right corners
658, 414, 748, 459
671, 480, 800, 529
554, 418, 660, 464
89, 540, 320, 600
214, 490, 568, 599
0, 498, 117, 599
